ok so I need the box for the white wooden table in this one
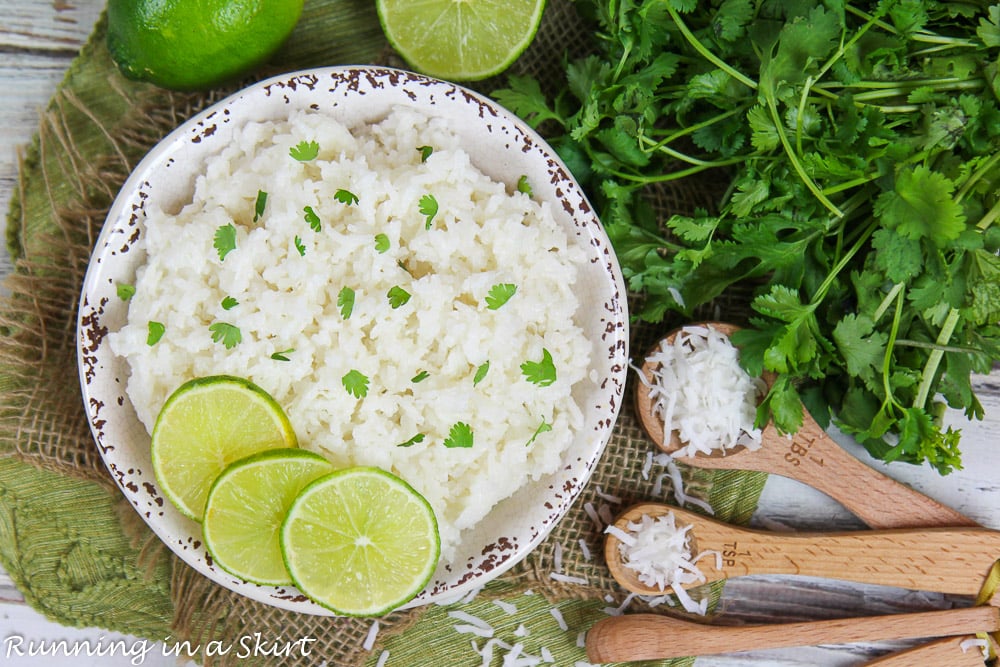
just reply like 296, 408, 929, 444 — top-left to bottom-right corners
2, 2, 998, 665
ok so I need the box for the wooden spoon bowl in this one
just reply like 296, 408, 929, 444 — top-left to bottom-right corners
633, 322, 977, 529
605, 503, 1000, 597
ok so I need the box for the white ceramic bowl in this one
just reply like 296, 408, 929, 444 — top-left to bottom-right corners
77, 66, 628, 614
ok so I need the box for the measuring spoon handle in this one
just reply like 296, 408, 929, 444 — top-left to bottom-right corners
585, 607, 999, 663
754, 416, 977, 529
862, 636, 987, 666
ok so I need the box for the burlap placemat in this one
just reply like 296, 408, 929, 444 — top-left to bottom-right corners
0, 2, 767, 665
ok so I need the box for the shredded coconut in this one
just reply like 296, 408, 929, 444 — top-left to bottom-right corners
608, 510, 711, 615
362, 620, 379, 651
644, 324, 765, 457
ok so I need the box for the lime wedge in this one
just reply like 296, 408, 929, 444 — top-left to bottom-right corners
150, 375, 297, 521
376, 0, 546, 81
281, 467, 440, 616
203, 449, 333, 585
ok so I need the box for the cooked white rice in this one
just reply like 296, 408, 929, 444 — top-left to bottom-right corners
109, 106, 592, 561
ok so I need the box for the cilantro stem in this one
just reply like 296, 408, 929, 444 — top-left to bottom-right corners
878, 282, 907, 414
763, 83, 844, 218
584, 142, 746, 184
873, 282, 904, 323
976, 196, 1000, 231
811, 218, 877, 308
642, 105, 748, 154
914, 307, 961, 411
664, 3, 757, 90
955, 152, 1000, 203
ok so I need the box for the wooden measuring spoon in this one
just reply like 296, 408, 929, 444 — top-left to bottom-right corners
584, 606, 999, 663
635, 322, 977, 529
604, 503, 1000, 597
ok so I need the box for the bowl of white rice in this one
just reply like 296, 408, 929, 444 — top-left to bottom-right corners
77, 66, 628, 613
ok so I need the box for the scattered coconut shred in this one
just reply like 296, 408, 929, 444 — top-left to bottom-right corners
606, 511, 720, 616
641, 324, 765, 456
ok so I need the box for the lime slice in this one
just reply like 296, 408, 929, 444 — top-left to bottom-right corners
281, 467, 440, 616
203, 449, 333, 585
151, 375, 297, 521
376, 0, 546, 81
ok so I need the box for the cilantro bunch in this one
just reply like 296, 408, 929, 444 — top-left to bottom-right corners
495, 0, 1000, 472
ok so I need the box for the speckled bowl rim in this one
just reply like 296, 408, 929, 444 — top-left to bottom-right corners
77, 66, 629, 614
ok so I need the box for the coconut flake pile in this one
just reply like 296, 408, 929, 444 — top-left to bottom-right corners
644, 324, 765, 457
607, 511, 715, 615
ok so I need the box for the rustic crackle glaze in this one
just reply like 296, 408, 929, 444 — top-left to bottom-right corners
76, 66, 629, 615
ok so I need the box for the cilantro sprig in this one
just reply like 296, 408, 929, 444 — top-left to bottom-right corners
209, 322, 242, 349
213, 223, 237, 261
493, 0, 1000, 472
444, 422, 474, 448
485, 284, 517, 310
289, 140, 319, 161
342, 370, 370, 398
418, 194, 438, 229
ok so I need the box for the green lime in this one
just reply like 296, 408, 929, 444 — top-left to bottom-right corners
203, 449, 333, 585
376, 0, 546, 81
151, 375, 297, 521
106, 0, 304, 91
281, 467, 440, 616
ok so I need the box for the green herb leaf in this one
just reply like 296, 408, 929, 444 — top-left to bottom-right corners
387, 285, 411, 309
521, 348, 556, 387
289, 140, 319, 161
411, 370, 430, 383
209, 322, 242, 349
485, 283, 517, 310
525, 418, 553, 446
473, 361, 490, 386
303, 206, 321, 232
874, 165, 966, 247
335, 189, 359, 206
417, 145, 434, 162
294, 235, 306, 256
374, 233, 390, 253
337, 286, 355, 319
397, 433, 426, 448
253, 190, 268, 222
342, 369, 370, 398
419, 194, 438, 229
516, 175, 532, 196
213, 223, 237, 261
146, 321, 165, 346
271, 348, 294, 361
444, 422, 474, 448
221, 296, 239, 310
116, 283, 136, 301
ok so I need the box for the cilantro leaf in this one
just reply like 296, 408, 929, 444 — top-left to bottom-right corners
374, 233, 390, 253
303, 206, 321, 232
832, 314, 887, 380
387, 285, 411, 308
294, 235, 306, 256
342, 370, 370, 398
517, 175, 532, 196
525, 418, 553, 447
978, 6, 1000, 47
337, 286, 355, 319
289, 140, 319, 161
419, 194, 438, 229
875, 165, 966, 247
417, 145, 433, 162
214, 223, 237, 261
444, 422, 474, 448
253, 190, 268, 222
397, 433, 426, 448
485, 283, 517, 310
411, 370, 430, 383
473, 361, 489, 386
271, 348, 294, 361
116, 283, 136, 301
146, 321, 165, 346
335, 189, 359, 206
521, 348, 557, 386
209, 322, 242, 349
492, 75, 567, 129
221, 296, 239, 310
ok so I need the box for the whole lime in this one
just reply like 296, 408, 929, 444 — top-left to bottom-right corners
106, 0, 304, 91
